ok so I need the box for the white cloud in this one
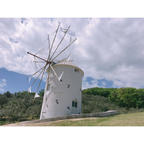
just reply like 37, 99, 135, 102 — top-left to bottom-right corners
73, 18, 144, 88
0, 79, 7, 92
1, 18, 144, 88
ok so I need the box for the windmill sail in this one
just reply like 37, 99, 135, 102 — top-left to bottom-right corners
34, 93, 40, 98
27, 23, 83, 120
27, 23, 76, 96
28, 86, 31, 93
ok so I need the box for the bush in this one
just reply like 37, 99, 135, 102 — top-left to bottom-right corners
1, 87, 144, 125
83, 87, 144, 109
109, 88, 144, 108
0, 91, 43, 122
82, 94, 121, 113
0, 95, 8, 107
83, 87, 115, 98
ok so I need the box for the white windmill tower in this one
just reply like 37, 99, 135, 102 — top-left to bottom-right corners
27, 23, 84, 120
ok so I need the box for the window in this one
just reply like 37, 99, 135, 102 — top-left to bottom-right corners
60, 79, 62, 82
56, 99, 59, 104
67, 84, 70, 88
72, 101, 75, 107
74, 68, 79, 72
72, 100, 77, 108
75, 102, 77, 107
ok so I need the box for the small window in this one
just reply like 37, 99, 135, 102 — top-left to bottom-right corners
72, 101, 75, 107
74, 68, 79, 72
60, 79, 62, 82
56, 99, 59, 104
75, 102, 77, 108
72, 100, 77, 108
67, 106, 70, 110
67, 84, 70, 88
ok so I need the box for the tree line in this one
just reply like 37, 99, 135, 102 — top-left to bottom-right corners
0, 90, 44, 123
1, 87, 144, 124
83, 87, 144, 109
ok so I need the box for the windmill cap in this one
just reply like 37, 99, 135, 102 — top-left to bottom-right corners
51, 63, 84, 76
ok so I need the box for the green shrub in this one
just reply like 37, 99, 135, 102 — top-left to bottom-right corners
1, 87, 144, 125
82, 94, 121, 113
109, 88, 144, 108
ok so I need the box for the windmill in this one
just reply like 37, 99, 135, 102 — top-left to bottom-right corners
27, 23, 84, 120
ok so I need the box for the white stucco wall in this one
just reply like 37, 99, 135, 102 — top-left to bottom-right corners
40, 64, 84, 119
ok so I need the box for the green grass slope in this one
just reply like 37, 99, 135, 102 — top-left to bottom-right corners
40, 111, 144, 126
1, 87, 144, 125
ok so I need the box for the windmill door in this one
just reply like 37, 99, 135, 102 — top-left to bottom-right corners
71, 100, 78, 114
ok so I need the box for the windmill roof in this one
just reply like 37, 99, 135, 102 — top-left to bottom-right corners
54, 62, 84, 76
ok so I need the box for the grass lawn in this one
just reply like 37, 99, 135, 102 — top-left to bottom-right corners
44, 112, 144, 126
4, 111, 144, 126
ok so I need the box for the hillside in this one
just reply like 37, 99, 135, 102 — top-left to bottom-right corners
48, 111, 144, 126
6, 111, 144, 126
1, 87, 144, 125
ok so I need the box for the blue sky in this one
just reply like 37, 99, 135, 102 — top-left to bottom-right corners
0, 68, 45, 93
0, 67, 114, 93
1, 18, 144, 93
